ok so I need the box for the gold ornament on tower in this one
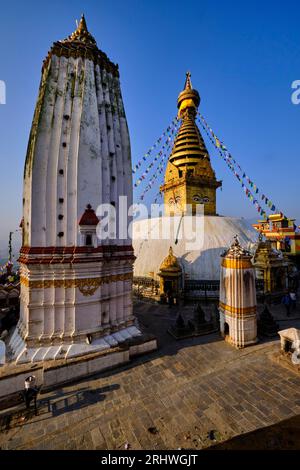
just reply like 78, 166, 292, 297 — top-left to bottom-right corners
158, 247, 182, 300
161, 72, 222, 216
219, 236, 258, 348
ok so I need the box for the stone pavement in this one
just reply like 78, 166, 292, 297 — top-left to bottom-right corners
1, 301, 300, 450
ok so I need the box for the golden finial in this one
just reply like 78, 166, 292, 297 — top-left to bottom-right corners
224, 235, 251, 259
159, 246, 181, 271
177, 71, 200, 117
62, 14, 97, 46
77, 14, 88, 33
184, 71, 192, 90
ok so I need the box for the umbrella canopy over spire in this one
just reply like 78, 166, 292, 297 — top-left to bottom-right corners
177, 71, 200, 117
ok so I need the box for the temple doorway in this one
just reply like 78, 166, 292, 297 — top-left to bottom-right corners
163, 280, 173, 294
224, 322, 229, 336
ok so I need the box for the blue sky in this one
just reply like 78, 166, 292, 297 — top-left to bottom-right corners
0, 0, 299, 256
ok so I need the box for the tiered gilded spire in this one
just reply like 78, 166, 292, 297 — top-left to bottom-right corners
161, 72, 222, 216
62, 14, 97, 46
168, 72, 212, 173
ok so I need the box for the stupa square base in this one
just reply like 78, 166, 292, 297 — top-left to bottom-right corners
9, 325, 141, 364
1, 332, 157, 398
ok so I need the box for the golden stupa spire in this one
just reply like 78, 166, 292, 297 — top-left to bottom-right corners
62, 14, 97, 46
169, 72, 208, 165
160, 72, 222, 216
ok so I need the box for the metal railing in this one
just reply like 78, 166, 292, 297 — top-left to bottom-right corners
133, 276, 265, 300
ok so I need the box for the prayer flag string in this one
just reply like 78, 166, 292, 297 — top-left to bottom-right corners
132, 117, 179, 174
137, 125, 180, 200
197, 112, 287, 220
133, 120, 180, 188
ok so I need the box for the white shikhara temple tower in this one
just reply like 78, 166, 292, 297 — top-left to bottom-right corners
10, 16, 143, 363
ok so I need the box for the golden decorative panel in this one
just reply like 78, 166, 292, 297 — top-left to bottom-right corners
20, 272, 133, 296
219, 301, 256, 315
221, 258, 253, 270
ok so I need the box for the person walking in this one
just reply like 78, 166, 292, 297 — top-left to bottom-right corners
282, 293, 292, 317
23, 375, 38, 415
289, 291, 297, 311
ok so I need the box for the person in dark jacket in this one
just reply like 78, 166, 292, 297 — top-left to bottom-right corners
282, 293, 292, 317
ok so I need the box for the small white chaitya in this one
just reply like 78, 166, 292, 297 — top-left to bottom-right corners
219, 236, 257, 348
278, 328, 300, 354
9, 16, 143, 363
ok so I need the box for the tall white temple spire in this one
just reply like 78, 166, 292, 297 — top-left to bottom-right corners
10, 16, 149, 365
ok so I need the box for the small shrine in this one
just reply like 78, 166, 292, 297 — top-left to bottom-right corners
279, 328, 300, 354
253, 214, 300, 266
78, 204, 99, 247
168, 304, 216, 339
253, 234, 289, 298
188, 304, 216, 335
158, 247, 182, 302
168, 313, 192, 339
219, 236, 257, 348
276, 328, 300, 374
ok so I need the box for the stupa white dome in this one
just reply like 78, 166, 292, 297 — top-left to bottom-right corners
132, 215, 258, 280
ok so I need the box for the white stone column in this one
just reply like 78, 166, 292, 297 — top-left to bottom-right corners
219, 238, 257, 348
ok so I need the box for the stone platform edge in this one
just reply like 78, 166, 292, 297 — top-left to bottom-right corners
0, 334, 157, 399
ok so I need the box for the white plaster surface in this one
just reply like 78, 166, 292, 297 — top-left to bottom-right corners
10, 326, 143, 364
13, 46, 135, 363
219, 253, 257, 348
133, 216, 257, 280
